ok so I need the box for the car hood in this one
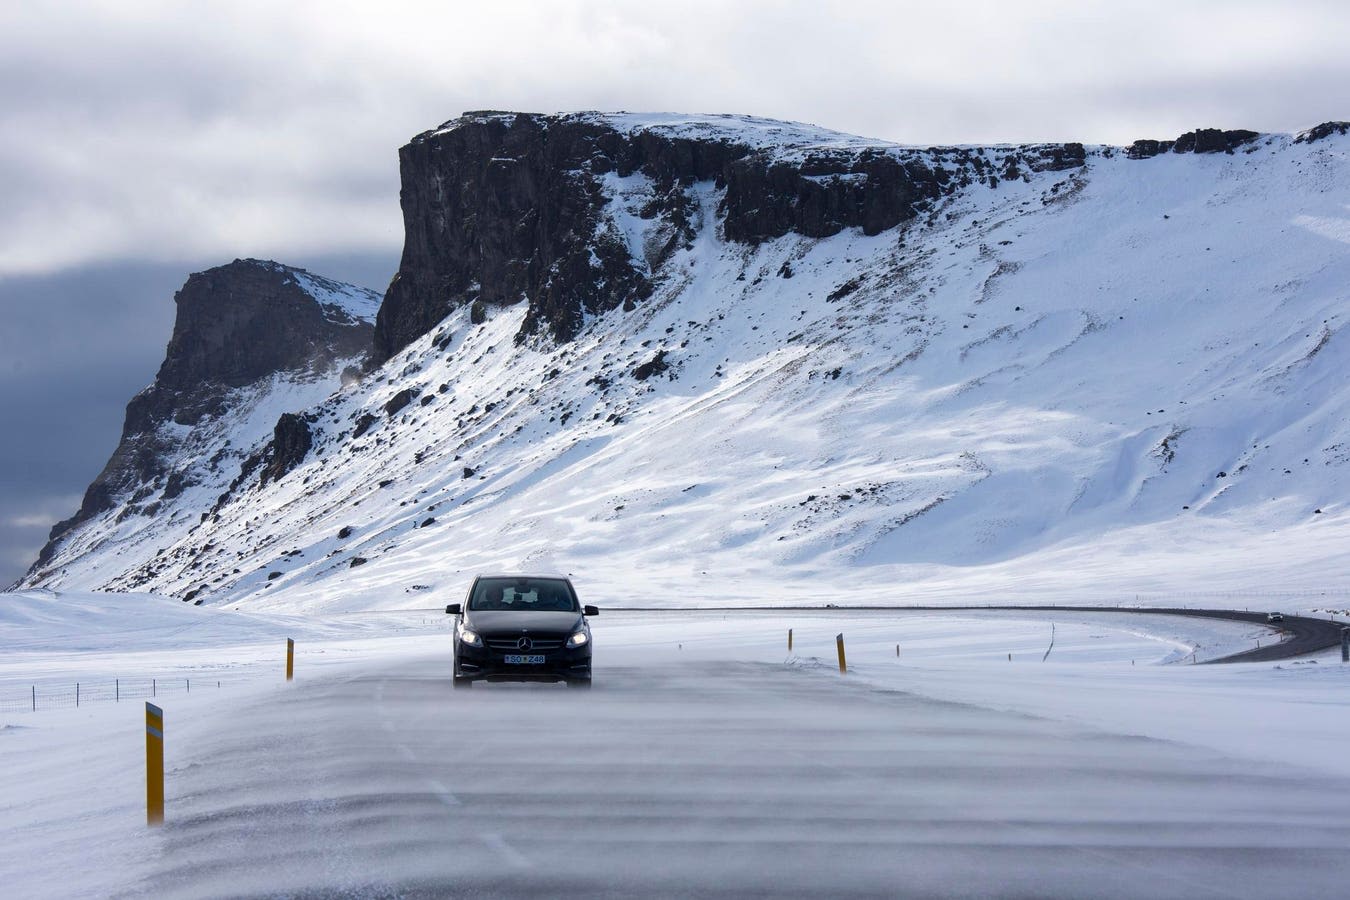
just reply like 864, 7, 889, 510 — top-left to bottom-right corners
466, 610, 583, 636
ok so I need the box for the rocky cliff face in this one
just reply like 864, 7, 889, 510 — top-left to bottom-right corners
373, 112, 1091, 361
32, 259, 378, 575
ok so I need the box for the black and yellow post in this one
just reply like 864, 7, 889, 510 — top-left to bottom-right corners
836, 633, 847, 674
146, 702, 164, 826
286, 638, 295, 681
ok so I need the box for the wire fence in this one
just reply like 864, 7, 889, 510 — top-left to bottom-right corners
0, 676, 225, 714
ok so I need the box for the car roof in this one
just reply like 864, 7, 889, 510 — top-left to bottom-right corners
472, 573, 574, 582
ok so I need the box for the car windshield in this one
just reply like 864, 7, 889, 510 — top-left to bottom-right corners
469, 577, 579, 611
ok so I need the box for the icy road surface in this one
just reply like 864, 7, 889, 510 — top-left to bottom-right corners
138, 654, 1349, 898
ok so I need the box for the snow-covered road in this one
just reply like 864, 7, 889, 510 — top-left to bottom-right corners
132, 649, 1350, 898
6, 598, 1350, 898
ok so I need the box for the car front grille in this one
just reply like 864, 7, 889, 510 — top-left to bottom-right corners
486, 637, 565, 651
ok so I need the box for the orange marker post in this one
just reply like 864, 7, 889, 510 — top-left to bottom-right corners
146, 702, 164, 826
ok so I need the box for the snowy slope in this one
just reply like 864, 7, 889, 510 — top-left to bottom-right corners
23, 122, 1350, 611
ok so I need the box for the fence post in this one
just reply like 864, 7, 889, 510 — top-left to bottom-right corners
31, 685, 35, 712
116, 679, 119, 703
1342, 628, 1349, 663
146, 702, 164, 826
76, 683, 79, 707
286, 638, 295, 681
153, 678, 156, 698
836, 633, 847, 674
787, 628, 793, 653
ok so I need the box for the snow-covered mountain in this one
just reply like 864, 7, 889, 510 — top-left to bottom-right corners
25, 259, 379, 592
20, 113, 1350, 609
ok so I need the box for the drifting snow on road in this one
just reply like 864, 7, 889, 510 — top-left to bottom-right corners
4, 599, 1350, 898
143, 651, 1350, 898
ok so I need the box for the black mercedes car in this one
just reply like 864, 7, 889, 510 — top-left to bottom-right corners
447, 574, 597, 688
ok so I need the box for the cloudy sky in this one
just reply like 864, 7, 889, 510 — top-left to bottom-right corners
2, 0, 1348, 585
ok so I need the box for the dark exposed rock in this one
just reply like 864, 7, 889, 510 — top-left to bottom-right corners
1173, 129, 1259, 154
827, 278, 862, 303
1129, 129, 1260, 159
633, 350, 669, 381
1040, 143, 1086, 171
384, 388, 416, 416
1127, 139, 1173, 160
338, 525, 354, 539
258, 413, 313, 486
349, 556, 368, 568
375, 113, 659, 358
352, 413, 378, 439
161, 469, 193, 501
722, 150, 945, 243
145, 260, 373, 426
1296, 122, 1350, 144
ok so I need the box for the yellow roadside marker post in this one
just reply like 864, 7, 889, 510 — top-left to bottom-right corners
286, 638, 295, 681
836, 633, 847, 674
146, 702, 164, 826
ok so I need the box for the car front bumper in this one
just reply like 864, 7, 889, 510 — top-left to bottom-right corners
455, 640, 592, 682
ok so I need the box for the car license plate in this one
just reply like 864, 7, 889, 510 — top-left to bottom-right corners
504, 654, 546, 665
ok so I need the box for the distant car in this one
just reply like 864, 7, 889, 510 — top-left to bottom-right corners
447, 574, 597, 688
1266, 612, 1285, 623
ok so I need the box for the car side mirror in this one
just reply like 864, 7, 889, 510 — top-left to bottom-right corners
445, 603, 461, 615
584, 605, 599, 617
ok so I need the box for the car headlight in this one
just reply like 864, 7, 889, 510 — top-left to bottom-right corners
567, 630, 589, 647
457, 624, 483, 647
